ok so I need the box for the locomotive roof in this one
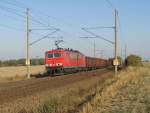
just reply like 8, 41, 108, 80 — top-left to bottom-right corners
47, 48, 81, 53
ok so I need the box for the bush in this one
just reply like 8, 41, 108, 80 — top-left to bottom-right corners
125, 54, 142, 66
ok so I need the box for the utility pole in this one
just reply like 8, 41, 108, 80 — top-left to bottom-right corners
114, 9, 118, 75
26, 8, 30, 79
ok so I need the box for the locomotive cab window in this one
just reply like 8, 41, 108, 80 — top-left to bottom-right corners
47, 53, 53, 58
54, 53, 61, 57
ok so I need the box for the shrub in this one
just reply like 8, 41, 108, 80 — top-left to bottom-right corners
125, 54, 142, 66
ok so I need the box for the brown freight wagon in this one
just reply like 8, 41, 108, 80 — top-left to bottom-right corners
85, 57, 108, 69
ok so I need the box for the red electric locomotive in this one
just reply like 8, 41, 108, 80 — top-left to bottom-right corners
45, 48, 86, 74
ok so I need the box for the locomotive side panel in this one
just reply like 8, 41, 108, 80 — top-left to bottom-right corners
63, 50, 86, 70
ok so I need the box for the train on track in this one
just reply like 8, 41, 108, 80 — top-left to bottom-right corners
45, 48, 111, 74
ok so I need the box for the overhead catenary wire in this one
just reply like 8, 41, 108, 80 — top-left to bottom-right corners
30, 29, 60, 46
82, 26, 115, 30
1, 0, 83, 41
58, 29, 92, 55
30, 9, 80, 32
29, 6, 85, 39
0, 23, 23, 31
0, 0, 26, 9
105, 0, 115, 10
0, 5, 26, 30
0, 1, 59, 32
0, 4, 25, 14
0, 10, 26, 22
0, 5, 26, 18
82, 28, 114, 44
31, 15, 59, 30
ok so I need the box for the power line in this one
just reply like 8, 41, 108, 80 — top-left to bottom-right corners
82, 28, 114, 44
31, 9, 79, 31
2, 0, 80, 40
31, 28, 56, 31
58, 29, 92, 54
0, 23, 23, 31
31, 32, 46, 37
105, 0, 115, 10
31, 15, 58, 30
0, 5, 25, 18
4, 1, 60, 31
0, 0, 26, 9
0, 1, 58, 31
30, 8, 84, 39
0, 10, 25, 22
30, 29, 59, 46
0, 4, 25, 13
13, 0, 80, 34
82, 26, 114, 30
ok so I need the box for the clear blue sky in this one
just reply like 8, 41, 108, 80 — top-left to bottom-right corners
0, 0, 149, 60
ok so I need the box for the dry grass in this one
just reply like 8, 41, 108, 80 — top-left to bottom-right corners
80, 67, 150, 113
143, 61, 150, 67
24, 72, 113, 113
0, 65, 45, 82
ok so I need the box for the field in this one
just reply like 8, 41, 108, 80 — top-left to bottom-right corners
80, 67, 150, 113
0, 65, 45, 82
0, 65, 150, 113
143, 61, 150, 67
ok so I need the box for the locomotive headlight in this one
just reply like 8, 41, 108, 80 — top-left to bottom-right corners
56, 63, 63, 66
45, 64, 52, 67
45, 64, 49, 67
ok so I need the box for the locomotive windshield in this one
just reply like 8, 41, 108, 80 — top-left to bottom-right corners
54, 53, 61, 57
47, 53, 61, 58
47, 53, 53, 58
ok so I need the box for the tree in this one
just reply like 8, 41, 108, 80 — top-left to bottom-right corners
17, 59, 26, 66
38, 58, 44, 65
125, 54, 142, 66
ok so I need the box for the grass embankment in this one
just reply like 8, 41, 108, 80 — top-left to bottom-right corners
80, 67, 150, 113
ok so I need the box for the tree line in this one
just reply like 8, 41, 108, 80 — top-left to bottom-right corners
0, 58, 44, 67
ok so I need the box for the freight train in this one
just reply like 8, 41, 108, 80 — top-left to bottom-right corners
45, 48, 111, 74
